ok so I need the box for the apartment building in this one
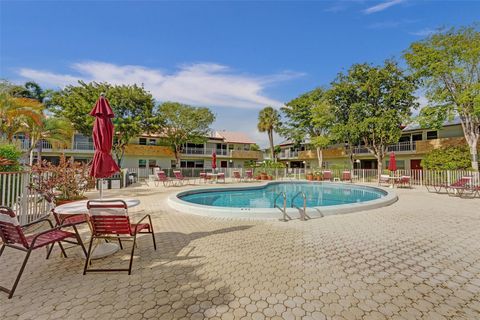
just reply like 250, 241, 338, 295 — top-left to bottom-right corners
270, 119, 474, 170
17, 130, 262, 169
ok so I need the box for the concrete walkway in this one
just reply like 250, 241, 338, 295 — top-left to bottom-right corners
1, 182, 479, 320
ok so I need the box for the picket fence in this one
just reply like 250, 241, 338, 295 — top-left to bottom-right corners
1, 168, 478, 225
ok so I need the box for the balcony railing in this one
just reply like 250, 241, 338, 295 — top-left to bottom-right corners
278, 150, 299, 159
181, 147, 229, 156
16, 139, 94, 151
353, 141, 416, 154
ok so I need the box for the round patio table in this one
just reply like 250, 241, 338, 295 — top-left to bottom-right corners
55, 198, 140, 259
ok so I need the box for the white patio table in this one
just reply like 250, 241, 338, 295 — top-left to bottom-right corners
55, 198, 140, 259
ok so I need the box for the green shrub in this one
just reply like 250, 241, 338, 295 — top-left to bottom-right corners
0, 143, 22, 172
421, 145, 473, 170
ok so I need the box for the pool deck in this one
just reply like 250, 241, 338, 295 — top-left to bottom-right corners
1, 180, 480, 320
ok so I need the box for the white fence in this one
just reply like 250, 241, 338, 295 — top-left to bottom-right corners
123, 167, 480, 187
0, 172, 50, 225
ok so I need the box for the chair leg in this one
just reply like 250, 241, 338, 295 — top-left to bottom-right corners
128, 236, 137, 275
83, 237, 95, 275
8, 249, 32, 299
148, 216, 157, 250
0, 244, 5, 257
73, 225, 88, 257
58, 242, 68, 258
46, 243, 55, 259
118, 236, 123, 250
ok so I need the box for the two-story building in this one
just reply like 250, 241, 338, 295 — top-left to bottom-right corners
268, 118, 476, 170
17, 130, 262, 170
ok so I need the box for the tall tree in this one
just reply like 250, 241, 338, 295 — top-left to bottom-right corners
24, 117, 74, 165
404, 26, 480, 170
0, 81, 43, 142
49, 81, 157, 166
157, 102, 215, 166
329, 61, 418, 175
257, 106, 281, 161
282, 88, 334, 168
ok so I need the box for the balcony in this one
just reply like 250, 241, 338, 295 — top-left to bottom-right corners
278, 150, 299, 159
124, 144, 174, 157
181, 147, 229, 156
16, 139, 95, 152
298, 147, 345, 160
353, 141, 417, 155
230, 150, 262, 159
415, 137, 472, 154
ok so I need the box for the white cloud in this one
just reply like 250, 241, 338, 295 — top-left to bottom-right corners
410, 27, 436, 36
18, 61, 303, 109
363, 0, 405, 14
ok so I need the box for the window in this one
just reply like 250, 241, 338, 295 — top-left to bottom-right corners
412, 133, 423, 141
180, 160, 204, 168
149, 139, 156, 145
171, 160, 177, 168
138, 159, 146, 168
399, 136, 410, 143
220, 160, 228, 168
426, 131, 438, 140
148, 159, 157, 167
139, 138, 147, 145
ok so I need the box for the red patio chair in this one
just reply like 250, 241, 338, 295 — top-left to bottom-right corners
446, 177, 472, 196
0, 206, 85, 299
341, 171, 352, 183
51, 209, 88, 257
84, 200, 156, 275
217, 172, 226, 183
397, 176, 412, 188
233, 171, 242, 182
173, 170, 192, 186
322, 170, 333, 181
245, 170, 254, 181
156, 171, 172, 187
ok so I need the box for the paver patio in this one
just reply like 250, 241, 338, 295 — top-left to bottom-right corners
1, 182, 479, 320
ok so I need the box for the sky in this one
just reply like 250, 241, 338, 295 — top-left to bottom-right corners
1, 0, 479, 147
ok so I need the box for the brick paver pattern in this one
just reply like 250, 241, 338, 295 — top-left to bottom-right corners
1, 184, 479, 320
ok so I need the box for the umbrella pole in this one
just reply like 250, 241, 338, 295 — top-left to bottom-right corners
99, 178, 103, 199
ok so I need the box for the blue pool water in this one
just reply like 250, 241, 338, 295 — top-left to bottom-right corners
178, 182, 386, 208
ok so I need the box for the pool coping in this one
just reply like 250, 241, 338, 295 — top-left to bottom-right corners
167, 181, 398, 220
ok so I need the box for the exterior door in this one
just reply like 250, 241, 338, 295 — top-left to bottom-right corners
410, 159, 422, 170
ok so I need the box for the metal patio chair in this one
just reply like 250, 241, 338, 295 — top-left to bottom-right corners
0, 206, 85, 299
83, 200, 156, 275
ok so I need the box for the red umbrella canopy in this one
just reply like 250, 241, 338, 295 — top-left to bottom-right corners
388, 152, 397, 172
212, 152, 217, 170
89, 95, 120, 178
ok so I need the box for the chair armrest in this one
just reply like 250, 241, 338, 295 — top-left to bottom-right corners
22, 217, 54, 229
135, 214, 151, 225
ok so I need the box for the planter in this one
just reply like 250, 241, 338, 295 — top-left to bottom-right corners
56, 196, 87, 206
306, 174, 314, 181
267, 175, 273, 180
315, 176, 322, 181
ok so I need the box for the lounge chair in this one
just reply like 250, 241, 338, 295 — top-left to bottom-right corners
84, 200, 156, 275
217, 172, 226, 183
322, 171, 333, 181
341, 171, 352, 183
446, 177, 472, 196
379, 174, 390, 186
461, 185, 480, 198
396, 175, 411, 188
245, 170, 254, 181
173, 170, 192, 186
155, 171, 172, 187
0, 206, 85, 298
233, 171, 243, 182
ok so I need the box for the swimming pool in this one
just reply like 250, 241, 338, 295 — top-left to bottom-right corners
169, 181, 397, 220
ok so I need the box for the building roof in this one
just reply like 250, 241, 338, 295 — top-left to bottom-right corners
214, 131, 256, 144
402, 117, 462, 132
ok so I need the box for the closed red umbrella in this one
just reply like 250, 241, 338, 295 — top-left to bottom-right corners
212, 152, 217, 171
388, 152, 397, 172
89, 95, 120, 195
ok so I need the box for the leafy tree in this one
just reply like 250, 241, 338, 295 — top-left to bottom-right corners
249, 143, 260, 151
0, 143, 22, 171
49, 81, 157, 166
0, 81, 43, 142
421, 145, 472, 170
404, 26, 480, 170
156, 102, 215, 166
329, 61, 418, 174
282, 88, 334, 168
257, 106, 281, 161
24, 117, 74, 165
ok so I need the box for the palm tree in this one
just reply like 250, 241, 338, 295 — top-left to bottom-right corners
257, 106, 281, 161
0, 92, 43, 142
25, 117, 74, 165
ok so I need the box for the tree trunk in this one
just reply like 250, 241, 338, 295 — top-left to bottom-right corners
316, 146, 323, 169
174, 146, 181, 167
459, 114, 479, 171
469, 139, 478, 171
268, 130, 275, 161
